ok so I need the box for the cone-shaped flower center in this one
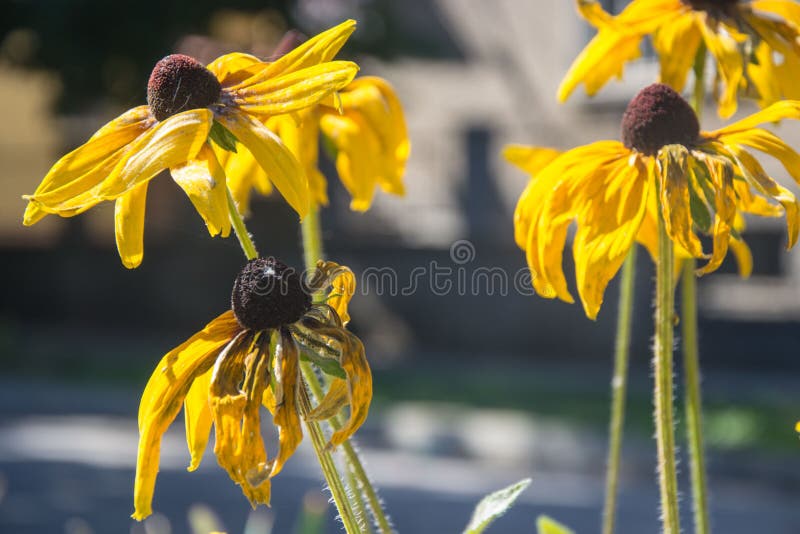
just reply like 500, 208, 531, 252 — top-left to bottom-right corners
682, 0, 739, 14
232, 258, 312, 331
147, 54, 221, 121
621, 83, 699, 156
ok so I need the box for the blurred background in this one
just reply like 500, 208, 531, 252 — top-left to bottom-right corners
1, 0, 798, 532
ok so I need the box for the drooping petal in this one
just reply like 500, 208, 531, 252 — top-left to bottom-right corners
656, 145, 706, 258
114, 182, 149, 269
725, 145, 800, 247
23, 106, 154, 222
217, 110, 309, 217
230, 20, 356, 90
232, 61, 359, 117
210, 332, 272, 507
319, 112, 380, 211
133, 310, 240, 521
98, 109, 213, 201
305, 261, 356, 324
183, 369, 213, 472
699, 21, 745, 118
271, 112, 329, 207
306, 378, 350, 421
573, 155, 650, 319
653, 12, 702, 90
170, 143, 231, 237
213, 142, 273, 217
729, 235, 753, 278
716, 127, 800, 185
269, 329, 303, 478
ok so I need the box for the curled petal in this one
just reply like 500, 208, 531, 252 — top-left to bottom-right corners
170, 143, 231, 237
657, 145, 705, 258
133, 311, 240, 521
269, 329, 303, 478
306, 378, 350, 421
306, 261, 356, 324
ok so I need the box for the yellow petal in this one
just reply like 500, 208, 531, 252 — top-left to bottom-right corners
573, 157, 649, 319
306, 378, 350, 421
726, 145, 800, 247
319, 112, 379, 211
24, 106, 154, 218
656, 145, 705, 258
217, 110, 309, 217
99, 109, 213, 201
503, 145, 561, 176
699, 22, 744, 118
210, 333, 272, 506
231, 19, 356, 89
653, 13, 701, 90
133, 310, 240, 521
207, 52, 263, 86
114, 182, 148, 269
718, 128, 800, 185
270, 329, 303, 478
729, 236, 753, 278
306, 261, 356, 325
170, 143, 231, 237
271, 113, 328, 207
709, 100, 800, 137
233, 61, 359, 117
184, 369, 213, 472
214, 142, 273, 217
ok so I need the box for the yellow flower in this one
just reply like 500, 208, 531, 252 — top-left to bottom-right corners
505, 83, 800, 319
23, 21, 360, 268
133, 258, 370, 520
220, 64, 410, 213
559, 0, 800, 117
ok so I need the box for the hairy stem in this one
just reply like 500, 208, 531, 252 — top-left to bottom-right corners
226, 190, 361, 533
300, 208, 395, 534
602, 247, 637, 534
655, 209, 681, 534
684, 43, 711, 534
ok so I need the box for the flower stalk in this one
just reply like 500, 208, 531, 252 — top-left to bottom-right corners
226, 189, 362, 533
301, 208, 395, 534
602, 247, 636, 534
683, 44, 711, 534
655, 207, 681, 534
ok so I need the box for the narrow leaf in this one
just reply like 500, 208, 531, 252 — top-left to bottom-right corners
209, 121, 239, 153
463, 478, 531, 534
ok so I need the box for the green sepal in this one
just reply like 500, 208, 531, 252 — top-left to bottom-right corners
209, 120, 239, 153
298, 346, 347, 380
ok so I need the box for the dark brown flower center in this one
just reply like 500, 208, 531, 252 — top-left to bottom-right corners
621, 83, 699, 156
231, 258, 311, 331
147, 54, 221, 121
682, 0, 739, 15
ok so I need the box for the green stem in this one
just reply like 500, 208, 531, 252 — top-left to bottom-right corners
602, 247, 637, 534
226, 190, 362, 533
298, 385, 363, 534
682, 261, 709, 534
300, 208, 395, 534
684, 43, 711, 534
655, 210, 681, 534
226, 188, 259, 260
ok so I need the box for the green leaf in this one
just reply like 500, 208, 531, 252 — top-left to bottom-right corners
536, 515, 575, 534
209, 120, 239, 153
298, 345, 347, 379
463, 478, 531, 534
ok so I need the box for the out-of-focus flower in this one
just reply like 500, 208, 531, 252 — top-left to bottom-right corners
506, 83, 800, 319
133, 258, 370, 520
559, 0, 800, 117
219, 37, 410, 214
23, 21, 360, 268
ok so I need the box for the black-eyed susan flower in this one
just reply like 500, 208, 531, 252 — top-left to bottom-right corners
505, 83, 800, 319
133, 257, 370, 520
559, 0, 800, 117
219, 57, 410, 213
23, 21, 360, 268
